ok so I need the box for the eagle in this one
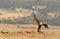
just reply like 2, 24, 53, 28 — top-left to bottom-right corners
32, 6, 49, 32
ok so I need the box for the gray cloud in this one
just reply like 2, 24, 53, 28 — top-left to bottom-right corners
0, 0, 60, 9
0, 0, 60, 25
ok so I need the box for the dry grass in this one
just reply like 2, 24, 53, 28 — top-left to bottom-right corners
0, 31, 60, 39
0, 24, 60, 39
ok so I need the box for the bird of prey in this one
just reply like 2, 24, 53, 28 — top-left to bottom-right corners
32, 6, 49, 32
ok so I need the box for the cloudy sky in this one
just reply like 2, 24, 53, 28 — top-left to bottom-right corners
0, 0, 60, 9
0, 0, 60, 25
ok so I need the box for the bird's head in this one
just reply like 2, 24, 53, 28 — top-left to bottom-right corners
39, 22, 43, 25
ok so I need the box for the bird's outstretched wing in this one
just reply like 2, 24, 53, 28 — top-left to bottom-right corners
43, 23, 49, 29
33, 13, 40, 24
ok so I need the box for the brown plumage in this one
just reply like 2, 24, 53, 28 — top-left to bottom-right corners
33, 13, 49, 32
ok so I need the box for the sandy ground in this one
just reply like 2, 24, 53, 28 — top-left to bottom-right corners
0, 24, 60, 39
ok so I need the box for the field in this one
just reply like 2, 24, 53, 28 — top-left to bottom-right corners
0, 24, 60, 39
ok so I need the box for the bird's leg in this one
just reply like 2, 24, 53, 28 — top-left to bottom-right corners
37, 25, 43, 34
37, 25, 41, 32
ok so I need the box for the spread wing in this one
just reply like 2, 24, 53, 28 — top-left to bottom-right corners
43, 23, 49, 29
33, 13, 40, 24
